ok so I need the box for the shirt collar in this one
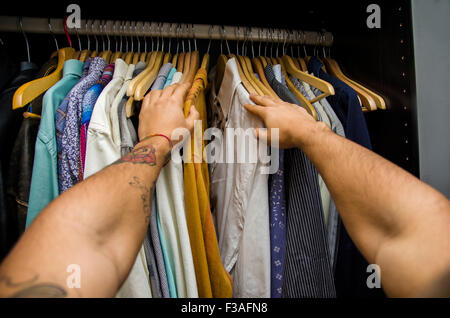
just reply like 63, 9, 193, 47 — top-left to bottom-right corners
112, 58, 129, 79
217, 58, 243, 117
62, 59, 83, 78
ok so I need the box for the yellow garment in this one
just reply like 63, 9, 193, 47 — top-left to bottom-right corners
183, 68, 232, 298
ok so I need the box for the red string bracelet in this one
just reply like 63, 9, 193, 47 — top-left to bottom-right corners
139, 133, 173, 149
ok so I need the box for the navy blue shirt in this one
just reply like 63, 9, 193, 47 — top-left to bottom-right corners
308, 57, 385, 298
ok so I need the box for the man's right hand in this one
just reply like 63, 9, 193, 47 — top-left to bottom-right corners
244, 94, 329, 149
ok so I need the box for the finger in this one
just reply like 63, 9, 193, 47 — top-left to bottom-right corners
186, 105, 200, 133
144, 89, 162, 106
161, 83, 178, 98
244, 103, 267, 119
249, 94, 278, 107
172, 82, 192, 102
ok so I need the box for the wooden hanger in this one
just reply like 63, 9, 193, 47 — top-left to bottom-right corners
79, 49, 90, 63
227, 54, 258, 95
278, 57, 318, 120
100, 50, 112, 63
215, 54, 228, 94
237, 54, 263, 95
180, 52, 191, 84
13, 47, 75, 109
111, 51, 122, 63
323, 58, 384, 110
171, 53, 178, 68
123, 51, 133, 65
162, 52, 171, 65
201, 53, 210, 71
282, 55, 334, 103
126, 51, 157, 97
139, 52, 147, 62
292, 57, 301, 70
186, 51, 200, 84
135, 51, 164, 100
178, 52, 186, 73
251, 57, 278, 97
90, 50, 98, 57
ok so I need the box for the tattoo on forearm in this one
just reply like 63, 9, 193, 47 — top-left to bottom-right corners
112, 145, 157, 166
0, 274, 67, 298
128, 176, 154, 224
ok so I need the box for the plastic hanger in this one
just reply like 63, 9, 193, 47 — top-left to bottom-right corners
13, 17, 75, 109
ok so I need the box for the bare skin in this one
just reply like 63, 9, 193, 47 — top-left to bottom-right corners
244, 94, 450, 297
0, 85, 448, 297
0, 82, 199, 297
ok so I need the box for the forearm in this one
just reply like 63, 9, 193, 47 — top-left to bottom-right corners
0, 139, 169, 297
297, 122, 450, 296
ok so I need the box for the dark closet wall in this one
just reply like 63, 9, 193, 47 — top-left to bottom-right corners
0, 0, 419, 177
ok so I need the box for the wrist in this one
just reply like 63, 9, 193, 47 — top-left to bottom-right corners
294, 121, 331, 150
135, 137, 171, 165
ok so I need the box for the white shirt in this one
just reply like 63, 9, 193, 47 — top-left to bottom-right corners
209, 58, 270, 297
154, 72, 198, 297
171, 71, 182, 84
84, 58, 128, 179
110, 63, 136, 148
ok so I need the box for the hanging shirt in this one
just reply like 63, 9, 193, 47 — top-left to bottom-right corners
5, 57, 57, 238
57, 57, 106, 193
184, 67, 233, 298
79, 63, 115, 177
153, 67, 198, 298
209, 58, 270, 297
266, 66, 287, 298
26, 59, 83, 227
171, 71, 182, 84
163, 67, 177, 88
264, 64, 336, 298
289, 75, 332, 226
308, 57, 383, 299
83, 58, 128, 179
151, 63, 173, 90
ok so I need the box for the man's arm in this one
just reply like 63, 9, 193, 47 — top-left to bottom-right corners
0, 82, 198, 297
245, 95, 450, 297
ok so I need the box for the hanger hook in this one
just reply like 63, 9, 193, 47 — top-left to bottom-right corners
249, 27, 255, 58
48, 18, 59, 51
85, 20, 91, 51
143, 22, 147, 53
129, 22, 134, 53
206, 25, 213, 55
18, 17, 31, 62
235, 26, 240, 55
75, 23, 82, 51
63, 16, 73, 48
222, 25, 230, 55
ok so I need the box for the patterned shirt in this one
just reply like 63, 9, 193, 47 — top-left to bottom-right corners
79, 63, 114, 177
57, 57, 106, 193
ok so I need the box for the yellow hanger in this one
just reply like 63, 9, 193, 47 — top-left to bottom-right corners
132, 52, 141, 65
323, 58, 383, 110
124, 51, 133, 65
135, 51, 164, 100
111, 51, 122, 63
139, 52, 147, 62
282, 55, 335, 103
13, 47, 75, 109
178, 52, 186, 73
237, 54, 263, 95
215, 54, 228, 94
228, 54, 258, 95
185, 51, 199, 84
100, 50, 112, 63
79, 49, 90, 63
201, 53, 210, 71
251, 57, 278, 97
278, 57, 318, 120
126, 51, 156, 97
180, 52, 191, 83
171, 53, 179, 68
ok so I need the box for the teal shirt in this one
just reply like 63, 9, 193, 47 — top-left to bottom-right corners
162, 67, 177, 88
26, 59, 83, 228
156, 207, 178, 298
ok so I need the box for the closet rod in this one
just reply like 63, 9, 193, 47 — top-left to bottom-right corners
0, 16, 334, 46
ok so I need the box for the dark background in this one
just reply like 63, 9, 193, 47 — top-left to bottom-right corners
0, 0, 419, 176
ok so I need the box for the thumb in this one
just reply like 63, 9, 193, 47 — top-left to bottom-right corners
186, 105, 200, 132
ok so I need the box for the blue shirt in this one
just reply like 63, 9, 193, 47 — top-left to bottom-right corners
26, 59, 83, 227
308, 57, 379, 298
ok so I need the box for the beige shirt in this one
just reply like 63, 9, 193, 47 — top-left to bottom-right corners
84, 58, 128, 178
